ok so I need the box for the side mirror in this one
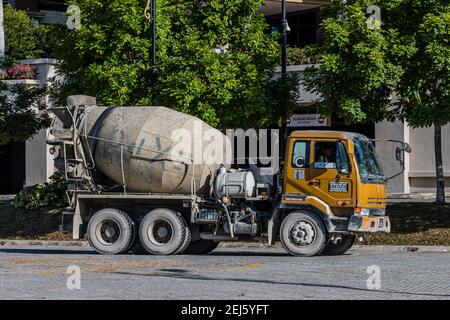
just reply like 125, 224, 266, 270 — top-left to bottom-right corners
396, 147, 402, 162
403, 143, 412, 153
336, 158, 350, 175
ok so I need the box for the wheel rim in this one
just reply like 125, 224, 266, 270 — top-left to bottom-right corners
289, 220, 316, 246
148, 219, 174, 246
95, 219, 121, 246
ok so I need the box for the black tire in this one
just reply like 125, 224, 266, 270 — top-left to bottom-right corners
127, 218, 148, 255
280, 211, 327, 257
184, 240, 219, 255
128, 240, 147, 255
87, 208, 135, 255
175, 226, 192, 254
322, 235, 355, 256
139, 208, 189, 255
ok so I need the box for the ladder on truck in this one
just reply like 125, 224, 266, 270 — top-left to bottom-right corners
47, 98, 97, 233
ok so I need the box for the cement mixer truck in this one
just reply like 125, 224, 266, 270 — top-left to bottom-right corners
47, 95, 411, 256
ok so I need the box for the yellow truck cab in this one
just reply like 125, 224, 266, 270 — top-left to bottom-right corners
268, 131, 395, 256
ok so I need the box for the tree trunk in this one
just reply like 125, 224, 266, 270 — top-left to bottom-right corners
0, 1, 5, 60
434, 124, 446, 205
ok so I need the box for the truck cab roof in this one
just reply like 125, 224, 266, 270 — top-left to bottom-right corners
289, 130, 370, 141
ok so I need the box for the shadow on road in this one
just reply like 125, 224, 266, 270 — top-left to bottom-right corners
208, 250, 288, 257
113, 269, 450, 299
0, 247, 293, 257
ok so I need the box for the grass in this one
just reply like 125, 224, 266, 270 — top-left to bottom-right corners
362, 202, 450, 246
1, 202, 449, 245
0, 203, 71, 241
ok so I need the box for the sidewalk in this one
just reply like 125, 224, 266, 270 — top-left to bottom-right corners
0, 239, 448, 253
388, 192, 450, 203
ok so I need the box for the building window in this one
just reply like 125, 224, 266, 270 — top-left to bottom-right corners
39, 0, 67, 11
266, 9, 320, 47
4, 0, 67, 11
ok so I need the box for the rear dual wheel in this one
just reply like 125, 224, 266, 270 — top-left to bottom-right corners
87, 208, 135, 255
139, 208, 191, 255
87, 208, 191, 256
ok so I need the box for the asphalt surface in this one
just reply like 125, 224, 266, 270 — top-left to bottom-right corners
0, 245, 449, 300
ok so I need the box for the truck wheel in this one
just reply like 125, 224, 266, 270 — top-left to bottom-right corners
280, 211, 327, 257
322, 235, 355, 256
87, 208, 135, 255
139, 208, 189, 255
128, 240, 147, 255
175, 226, 192, 254
184, 240, 219, 255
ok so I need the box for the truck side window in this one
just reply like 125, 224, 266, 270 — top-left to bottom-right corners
292, 141, 309, 168
314, 141, 337, 169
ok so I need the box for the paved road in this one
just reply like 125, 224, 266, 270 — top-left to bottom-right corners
0, 246, 449, 300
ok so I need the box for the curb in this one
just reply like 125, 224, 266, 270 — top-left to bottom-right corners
0, 240, 449, 253
351, 245, 450, 253
0, 240, 89, 247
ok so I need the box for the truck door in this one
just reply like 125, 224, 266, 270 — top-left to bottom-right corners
308, 140, 353, 208
284, 139, 311, 196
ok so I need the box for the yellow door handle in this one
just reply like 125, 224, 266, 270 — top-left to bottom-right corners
308, 180, 321, 186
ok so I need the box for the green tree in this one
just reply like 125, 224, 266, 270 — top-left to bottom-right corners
54, 0, 296, 129
304, 0, 449, 204
0, 82, 50, 145
2, 5, 46, 66
156, 0, 280, 128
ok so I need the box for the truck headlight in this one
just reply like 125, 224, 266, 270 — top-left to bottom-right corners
354, 208, 386, 216
354, 208, 371, 216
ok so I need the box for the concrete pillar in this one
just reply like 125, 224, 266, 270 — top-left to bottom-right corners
375, 119, 410, 195
19, 59, 59, 187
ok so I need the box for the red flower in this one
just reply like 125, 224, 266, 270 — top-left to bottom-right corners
6, 64, 36, 80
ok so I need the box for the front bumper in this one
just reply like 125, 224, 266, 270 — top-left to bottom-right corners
347, 215, 391, 233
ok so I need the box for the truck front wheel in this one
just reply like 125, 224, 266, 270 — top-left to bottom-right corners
184, 240, 219, 255
280, 211, 327, 257
139, 208, 190, 255
87, 208, 135, 255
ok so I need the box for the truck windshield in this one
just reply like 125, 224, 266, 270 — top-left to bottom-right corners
353, 139, 385, 182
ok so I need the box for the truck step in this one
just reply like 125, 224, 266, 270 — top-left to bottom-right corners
51, 129, 73, 140
46, 139, 64, 145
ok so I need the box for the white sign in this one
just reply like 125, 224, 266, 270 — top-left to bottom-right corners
287, 114, 329, 127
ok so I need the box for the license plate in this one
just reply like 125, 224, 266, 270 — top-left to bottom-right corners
379, 218, 384, 228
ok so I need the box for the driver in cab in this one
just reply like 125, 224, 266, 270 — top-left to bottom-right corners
315, 144, 337, 169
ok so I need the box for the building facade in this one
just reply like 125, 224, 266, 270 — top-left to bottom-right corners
0, 59, 58, 194
3, 0, 67, 24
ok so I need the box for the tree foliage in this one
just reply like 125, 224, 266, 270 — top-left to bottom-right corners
2, 5, 47, 67
304, 0, 450, 203
385, 1, 450, 127
304, 0, 449, 127
0, 82, 50, 145
54, 0, 297, 129
12, 172, 68, 210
